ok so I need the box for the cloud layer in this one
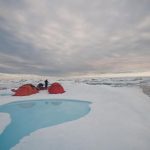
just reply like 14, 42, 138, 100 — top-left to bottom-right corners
0, 0, 150, 76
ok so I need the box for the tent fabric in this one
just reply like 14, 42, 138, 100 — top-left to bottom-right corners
13, 84, 39, 96
48, 82, 65, 94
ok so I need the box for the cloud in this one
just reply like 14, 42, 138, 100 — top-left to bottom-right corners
0, 0, 150, 76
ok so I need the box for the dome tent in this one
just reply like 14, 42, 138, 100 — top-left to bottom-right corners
48, 82, 65, 94
13, 84, 39, 96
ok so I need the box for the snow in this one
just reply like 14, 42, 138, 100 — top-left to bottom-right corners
0, 77, 150, 150
0, 113, 11, 134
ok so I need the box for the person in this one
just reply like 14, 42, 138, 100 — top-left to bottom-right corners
44, 79, 48, 89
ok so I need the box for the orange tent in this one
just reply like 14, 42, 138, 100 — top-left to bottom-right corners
13, 84, 39, 96
48, 82, 65, 94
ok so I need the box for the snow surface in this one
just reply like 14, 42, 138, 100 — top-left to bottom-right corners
0, 113, 11, 134
0, 77, 150, 150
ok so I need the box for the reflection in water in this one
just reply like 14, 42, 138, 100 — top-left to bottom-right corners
18, 102, 36, 108
45, 101, 49, 104
51, 101, 62, 106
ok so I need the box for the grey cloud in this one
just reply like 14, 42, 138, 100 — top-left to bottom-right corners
0, 0, 150, 76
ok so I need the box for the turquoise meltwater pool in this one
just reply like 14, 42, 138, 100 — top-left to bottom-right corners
0, 99, 91, 150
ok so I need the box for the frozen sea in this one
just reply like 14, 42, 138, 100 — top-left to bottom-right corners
0, 76, 150, 150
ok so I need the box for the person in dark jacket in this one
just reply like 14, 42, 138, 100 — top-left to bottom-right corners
44, 79, 48, 89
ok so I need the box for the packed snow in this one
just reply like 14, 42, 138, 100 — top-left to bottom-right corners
0, 76, 150, 150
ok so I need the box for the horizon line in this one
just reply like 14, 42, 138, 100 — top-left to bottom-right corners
0, 71, 150, 79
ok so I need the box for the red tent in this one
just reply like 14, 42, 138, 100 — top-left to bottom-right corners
13, 84, 39, 96
48, 82, 65, 94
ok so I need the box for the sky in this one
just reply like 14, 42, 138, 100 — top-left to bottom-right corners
0, 0, 150, 77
